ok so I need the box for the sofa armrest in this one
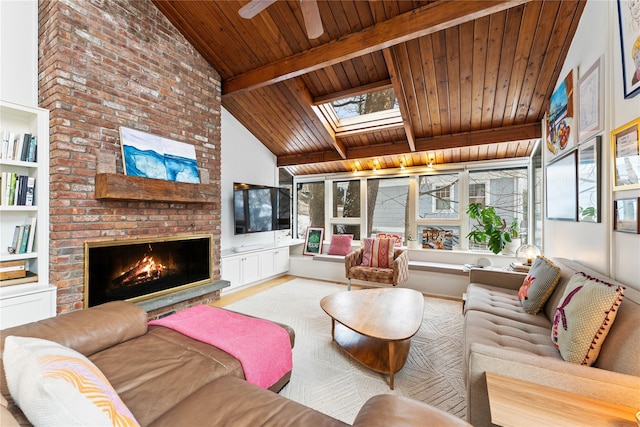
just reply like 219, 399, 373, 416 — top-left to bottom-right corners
353, 395, 470, 426
0, 301, 148, 357
345, 248, 363, 277
466, 343, 640, 426
468, 268, 526, 291
392, 250, 409, 285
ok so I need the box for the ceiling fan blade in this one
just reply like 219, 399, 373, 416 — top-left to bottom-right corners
300, 0, 324, 39
238, 0, 277, 19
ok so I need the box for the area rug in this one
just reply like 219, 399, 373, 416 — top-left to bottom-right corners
225, 278, 466, 424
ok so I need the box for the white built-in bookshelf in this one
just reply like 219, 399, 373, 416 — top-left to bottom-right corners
0, 100, 55, 329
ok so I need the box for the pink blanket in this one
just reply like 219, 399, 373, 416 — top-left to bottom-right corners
148, 305, 292, 389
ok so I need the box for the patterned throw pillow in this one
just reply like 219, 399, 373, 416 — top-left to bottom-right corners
517, 256, 561, 314
551, 272, 625, 365
327, 234, 354, 256
3, 336, 139, 427
360, 238, 395, 268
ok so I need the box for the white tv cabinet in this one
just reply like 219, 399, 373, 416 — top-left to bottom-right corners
220, 244, 291, 293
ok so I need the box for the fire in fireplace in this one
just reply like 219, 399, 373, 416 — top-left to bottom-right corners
84, 235, 212, 307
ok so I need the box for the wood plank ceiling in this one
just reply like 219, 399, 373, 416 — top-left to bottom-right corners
153, 0, 586, 176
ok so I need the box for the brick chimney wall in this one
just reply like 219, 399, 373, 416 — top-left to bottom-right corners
38, 0, 222, 314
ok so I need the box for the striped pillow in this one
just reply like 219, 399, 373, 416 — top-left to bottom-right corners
3, 336, 139, 427
361, 238, 395, 268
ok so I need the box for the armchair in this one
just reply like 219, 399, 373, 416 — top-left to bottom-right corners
345, 247, 409, 291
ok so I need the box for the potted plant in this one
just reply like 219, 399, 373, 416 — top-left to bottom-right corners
406, 232, 421, 249
466, 203, 519, 255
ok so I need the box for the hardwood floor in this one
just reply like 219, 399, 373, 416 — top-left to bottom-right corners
210, 275, 355, 307
210, 275, 299, 307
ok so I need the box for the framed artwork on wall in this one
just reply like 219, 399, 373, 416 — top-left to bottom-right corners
614, 197, 640, 233
578, 136, 601, 223
303, 227, 324, 255
577, 57, 604, 143
616, 0, 640, 98
546, 151, 578, 221
545, 69, 577, 163
120, 127, 200, 183
611, 117, 640, 191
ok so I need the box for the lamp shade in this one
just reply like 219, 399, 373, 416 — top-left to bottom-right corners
516, 244, 541, 265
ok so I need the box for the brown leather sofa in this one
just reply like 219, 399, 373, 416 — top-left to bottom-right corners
0, 300, 470, 426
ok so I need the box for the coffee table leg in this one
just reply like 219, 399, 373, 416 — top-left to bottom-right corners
331, 318, 335, 340
388, 341, 395, 390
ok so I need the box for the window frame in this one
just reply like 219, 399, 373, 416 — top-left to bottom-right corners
292, 156, 536, 251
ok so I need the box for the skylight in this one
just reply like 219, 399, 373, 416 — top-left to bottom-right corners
316, 87, 403, 136
330, 88, 399, 120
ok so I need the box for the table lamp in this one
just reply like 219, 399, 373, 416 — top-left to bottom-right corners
515, 244, 541, 266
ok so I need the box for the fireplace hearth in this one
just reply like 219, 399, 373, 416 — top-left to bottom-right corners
85, 235, 212, 307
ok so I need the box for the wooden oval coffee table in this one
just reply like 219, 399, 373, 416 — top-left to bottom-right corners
320, 288, 424, 389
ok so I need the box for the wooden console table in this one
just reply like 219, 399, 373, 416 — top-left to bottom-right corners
485, 372, 638, 427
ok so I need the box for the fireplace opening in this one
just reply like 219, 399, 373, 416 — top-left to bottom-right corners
85, 235, 212, 307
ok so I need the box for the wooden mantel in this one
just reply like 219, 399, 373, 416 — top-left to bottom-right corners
95, 173, 215, 203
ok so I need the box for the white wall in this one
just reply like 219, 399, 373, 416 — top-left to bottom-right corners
544, 0, 640, 289
220, 107, 280, 251
0, 0, 38, 107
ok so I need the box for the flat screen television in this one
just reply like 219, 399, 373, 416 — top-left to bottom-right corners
234, 182, 290, 234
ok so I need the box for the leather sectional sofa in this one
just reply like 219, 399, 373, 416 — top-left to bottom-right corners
0, 300, 470, 426
463, 257, 640, 426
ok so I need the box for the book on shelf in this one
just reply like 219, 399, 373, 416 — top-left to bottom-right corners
13, 133, 31, 161
19, 224, 31, 254
1, 131, 11, 159
0, 129, 37, 162
26, 217, 37, 253
0, 271, 38, 287
0, 173, 36, 206
13, 225, 25, 254
27, 135, 37, 162
0, 260, 27, 280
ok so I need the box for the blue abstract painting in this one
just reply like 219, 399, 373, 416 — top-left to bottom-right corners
120, 127, 200, 183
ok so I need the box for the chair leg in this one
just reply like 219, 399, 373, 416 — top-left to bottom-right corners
347, 278, 351, 291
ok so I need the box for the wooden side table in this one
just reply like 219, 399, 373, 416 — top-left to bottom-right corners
485, 372, 638, 427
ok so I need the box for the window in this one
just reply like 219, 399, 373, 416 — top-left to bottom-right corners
469, 183, 486, 206
368, 177, 410, 240
317, 86, 403, 136
331, 180, 361, 238
331, 88, 399, 120
293, 160, 533, 250
418, 225, 460, 250
296, 182, 324, 239
468, 167, 528, 248
418, 174, 459, 218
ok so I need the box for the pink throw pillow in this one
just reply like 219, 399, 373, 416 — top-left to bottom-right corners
327, 234, 354, 256
361, 238, 395, 268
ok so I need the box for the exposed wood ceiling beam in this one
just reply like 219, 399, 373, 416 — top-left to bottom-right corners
223, 0, 529, 96
292, 78, 347, 159
382, 47, 416, 152
277, 122, 541, 167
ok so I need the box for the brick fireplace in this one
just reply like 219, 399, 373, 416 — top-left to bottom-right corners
39, 0, 223, 315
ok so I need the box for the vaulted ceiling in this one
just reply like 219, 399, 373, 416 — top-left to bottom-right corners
153, 0, 586, 175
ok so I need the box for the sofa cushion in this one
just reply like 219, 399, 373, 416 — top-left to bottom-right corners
552, 272, 625, 366
518, 256, 561, 314
327, 234, 353, 256
361, 238, 394, 268
3, 336, 139, 427
89, 326, 246, 426
147, 376, 347, 427
463, 310, 562, 379
464, 283, 551, 328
